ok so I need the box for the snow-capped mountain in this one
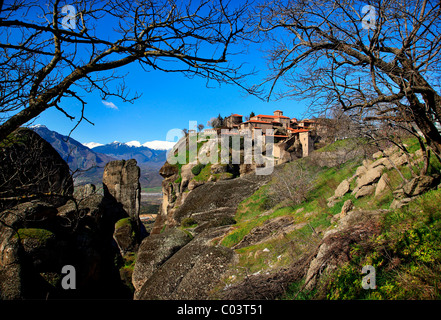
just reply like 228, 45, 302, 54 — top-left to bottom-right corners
29, 125, 166, 188
83, 142, 104, 149
84, 140, 176, 151
142, 140, 176, 150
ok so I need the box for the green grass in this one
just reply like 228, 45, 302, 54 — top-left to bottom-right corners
115, 217, 132, 229
322, 188, 441, 300
316, 138, 366, 153
214, 135, 441, 299
193, 163, 213, 182
15, 228, 55, 244
141, 186, 162, 193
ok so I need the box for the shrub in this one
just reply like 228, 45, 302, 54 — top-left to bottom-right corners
191, 163, 206, 176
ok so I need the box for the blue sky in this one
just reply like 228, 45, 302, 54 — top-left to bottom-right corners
24, 1, 310, 145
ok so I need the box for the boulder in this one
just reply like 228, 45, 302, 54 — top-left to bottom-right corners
334, 179, 350, 198
403, 175, 438, 197
0, 207, 25, 299
113, 218, 139, 256
232, 216, 304, 249
375, 173, 390, 196
0, 128, 73, 210
135, 228, 236, 300
132, 228, 192, 294
355, 184, 376, 199
353, 165, 384, 193
354, 165, 367, 177
372, 151, 383, 159
340, 199, 354, 218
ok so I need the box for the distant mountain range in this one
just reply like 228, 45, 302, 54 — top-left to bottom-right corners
30, 125, 172, 188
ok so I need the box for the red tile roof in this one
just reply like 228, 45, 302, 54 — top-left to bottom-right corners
230, 114, 243, 117
244, 120, 272, 124
288, 128, 310, 133
256, 114, 290, 119
267, 134, 289, 138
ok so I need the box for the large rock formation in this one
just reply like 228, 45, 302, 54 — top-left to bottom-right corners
0, 128, 74, 210
134, 227, 236, 300
0, 130, 135, 299
132, 228, 192, 294
102, 159, 146, 258
103, 159, 141, 223
133, 135, 277, 300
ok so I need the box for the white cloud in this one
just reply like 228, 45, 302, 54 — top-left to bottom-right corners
143, 140, 176, 150
102, 100, 118, 110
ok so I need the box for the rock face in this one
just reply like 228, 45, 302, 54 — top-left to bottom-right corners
132, 229, 192, 294
0, 193, 129, 299
0, 131, 143, 299
135, 227, 236, 300
134, 135, 280, 300
0, 128, 73, 210
233, 216, 305, 250
103, 159, 141, 224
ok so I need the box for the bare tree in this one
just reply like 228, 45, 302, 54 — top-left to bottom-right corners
256, 0, 441, 159
267, 160, 317, 207
0, 0, 252, 142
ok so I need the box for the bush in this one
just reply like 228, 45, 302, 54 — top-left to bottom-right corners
191, 163, 206, 176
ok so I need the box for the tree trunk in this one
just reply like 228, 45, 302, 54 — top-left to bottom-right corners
0, 102, 49, 142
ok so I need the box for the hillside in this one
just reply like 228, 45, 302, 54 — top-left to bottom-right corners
214, 137, 441, 299
132, 134, 441, 300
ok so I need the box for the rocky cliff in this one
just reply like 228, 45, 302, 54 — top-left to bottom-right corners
132, 135, 283, 299
0, 129, 145, 299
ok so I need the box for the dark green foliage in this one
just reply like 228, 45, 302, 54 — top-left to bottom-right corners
191, 163, 206, 176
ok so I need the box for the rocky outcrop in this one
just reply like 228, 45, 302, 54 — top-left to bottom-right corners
132, 229, 192, 294
170, 173, 271, 231
0, 193, 129, 299
134, 165, 272, 300
134, 227, 236, 300
233, 216, 306, 250
0, 131, 144, 299
305, 208, 386, 290
103, 159, 141, 223
0, 128, 73, 210
327, 144, 430, 208
134, 134, 282, 300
